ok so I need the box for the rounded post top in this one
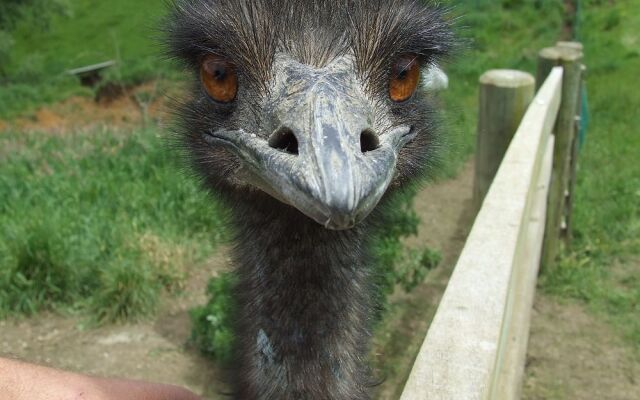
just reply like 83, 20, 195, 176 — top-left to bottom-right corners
479, 69, 535, 88
557, 41, 584, 51
539, 45, 583, 62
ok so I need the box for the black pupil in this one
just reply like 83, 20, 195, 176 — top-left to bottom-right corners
212, 64, 227, 81
395, 61, 412, 80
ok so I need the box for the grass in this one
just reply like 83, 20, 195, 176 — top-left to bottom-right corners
0, 128, 227, 321
0, 0, 177, 119
188, 271, 238, 364
540, 0, 640, 350
434, 0, 640, 353
437, 0, 565, 176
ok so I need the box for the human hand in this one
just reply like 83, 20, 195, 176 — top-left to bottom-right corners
0, 357, 202, 400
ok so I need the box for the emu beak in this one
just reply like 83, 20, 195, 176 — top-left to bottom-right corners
205, 124, 414, 230
204, 65, 415, 230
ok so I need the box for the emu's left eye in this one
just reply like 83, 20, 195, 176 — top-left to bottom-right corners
389, 55, 420, 103
200, 54, 238, 103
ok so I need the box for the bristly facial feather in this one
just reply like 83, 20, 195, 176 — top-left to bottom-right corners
163, 0, 454, 198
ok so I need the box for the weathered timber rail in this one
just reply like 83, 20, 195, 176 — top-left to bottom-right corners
400, 41, 585, 400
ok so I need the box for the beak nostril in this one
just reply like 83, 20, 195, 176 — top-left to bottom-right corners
268, 127, 299, 155
360, 129, 380, 153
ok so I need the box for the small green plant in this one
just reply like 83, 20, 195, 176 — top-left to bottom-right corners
0, 30, 14, 78
371, 187, 421, 302
603, 9, 621, 31
92, 260, 160, 323
189, 272, 238, 365
395, 247, 442, 292
1, 223, 74, 315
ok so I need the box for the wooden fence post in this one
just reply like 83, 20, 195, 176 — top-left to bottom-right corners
562, 42, 586, 244
539, 43, 584, 270
474, 70, 535, 211
536, 47, 562, 91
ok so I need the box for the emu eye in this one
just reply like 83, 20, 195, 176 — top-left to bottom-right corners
200, 54, 238, 103
389, 55, 420, 103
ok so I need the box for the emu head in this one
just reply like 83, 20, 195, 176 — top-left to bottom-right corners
165, 0, 453, 229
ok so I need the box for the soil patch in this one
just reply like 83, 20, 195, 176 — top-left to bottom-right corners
524, 293, 640, 399
0, 249, 232, 399
0, 81, 179, 134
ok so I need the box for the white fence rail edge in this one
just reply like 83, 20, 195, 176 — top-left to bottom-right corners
400, 67, 564, 400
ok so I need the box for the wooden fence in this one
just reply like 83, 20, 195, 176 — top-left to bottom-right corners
399, 42, 584, 399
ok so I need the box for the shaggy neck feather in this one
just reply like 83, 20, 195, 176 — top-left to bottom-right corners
231, 199, 375, 400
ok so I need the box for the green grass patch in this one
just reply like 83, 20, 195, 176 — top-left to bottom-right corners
189, 272, 238, 365
0, 128, 226, 321
0, 0, 177, 119
540, 0, 640, 351
437, 0, 565, 176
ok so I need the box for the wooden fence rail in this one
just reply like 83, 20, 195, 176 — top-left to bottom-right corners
400, 67, 563, 400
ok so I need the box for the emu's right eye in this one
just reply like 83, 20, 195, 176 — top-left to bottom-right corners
200, 54, 238, 103
389, 54, 420, 103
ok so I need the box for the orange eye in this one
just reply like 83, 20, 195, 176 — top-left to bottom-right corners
389, 55, 420, 103
200, 54, 238, 103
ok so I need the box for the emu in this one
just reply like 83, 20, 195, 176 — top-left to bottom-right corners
164, 1, 453, 398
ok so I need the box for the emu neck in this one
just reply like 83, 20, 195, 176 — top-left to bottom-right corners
232, 201, 374, 400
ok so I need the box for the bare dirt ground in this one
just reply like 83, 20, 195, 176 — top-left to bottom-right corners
1, 92, 639, 399
0, 249, 233, 398
0, 81, 176, 134
524, 287, 640, 400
